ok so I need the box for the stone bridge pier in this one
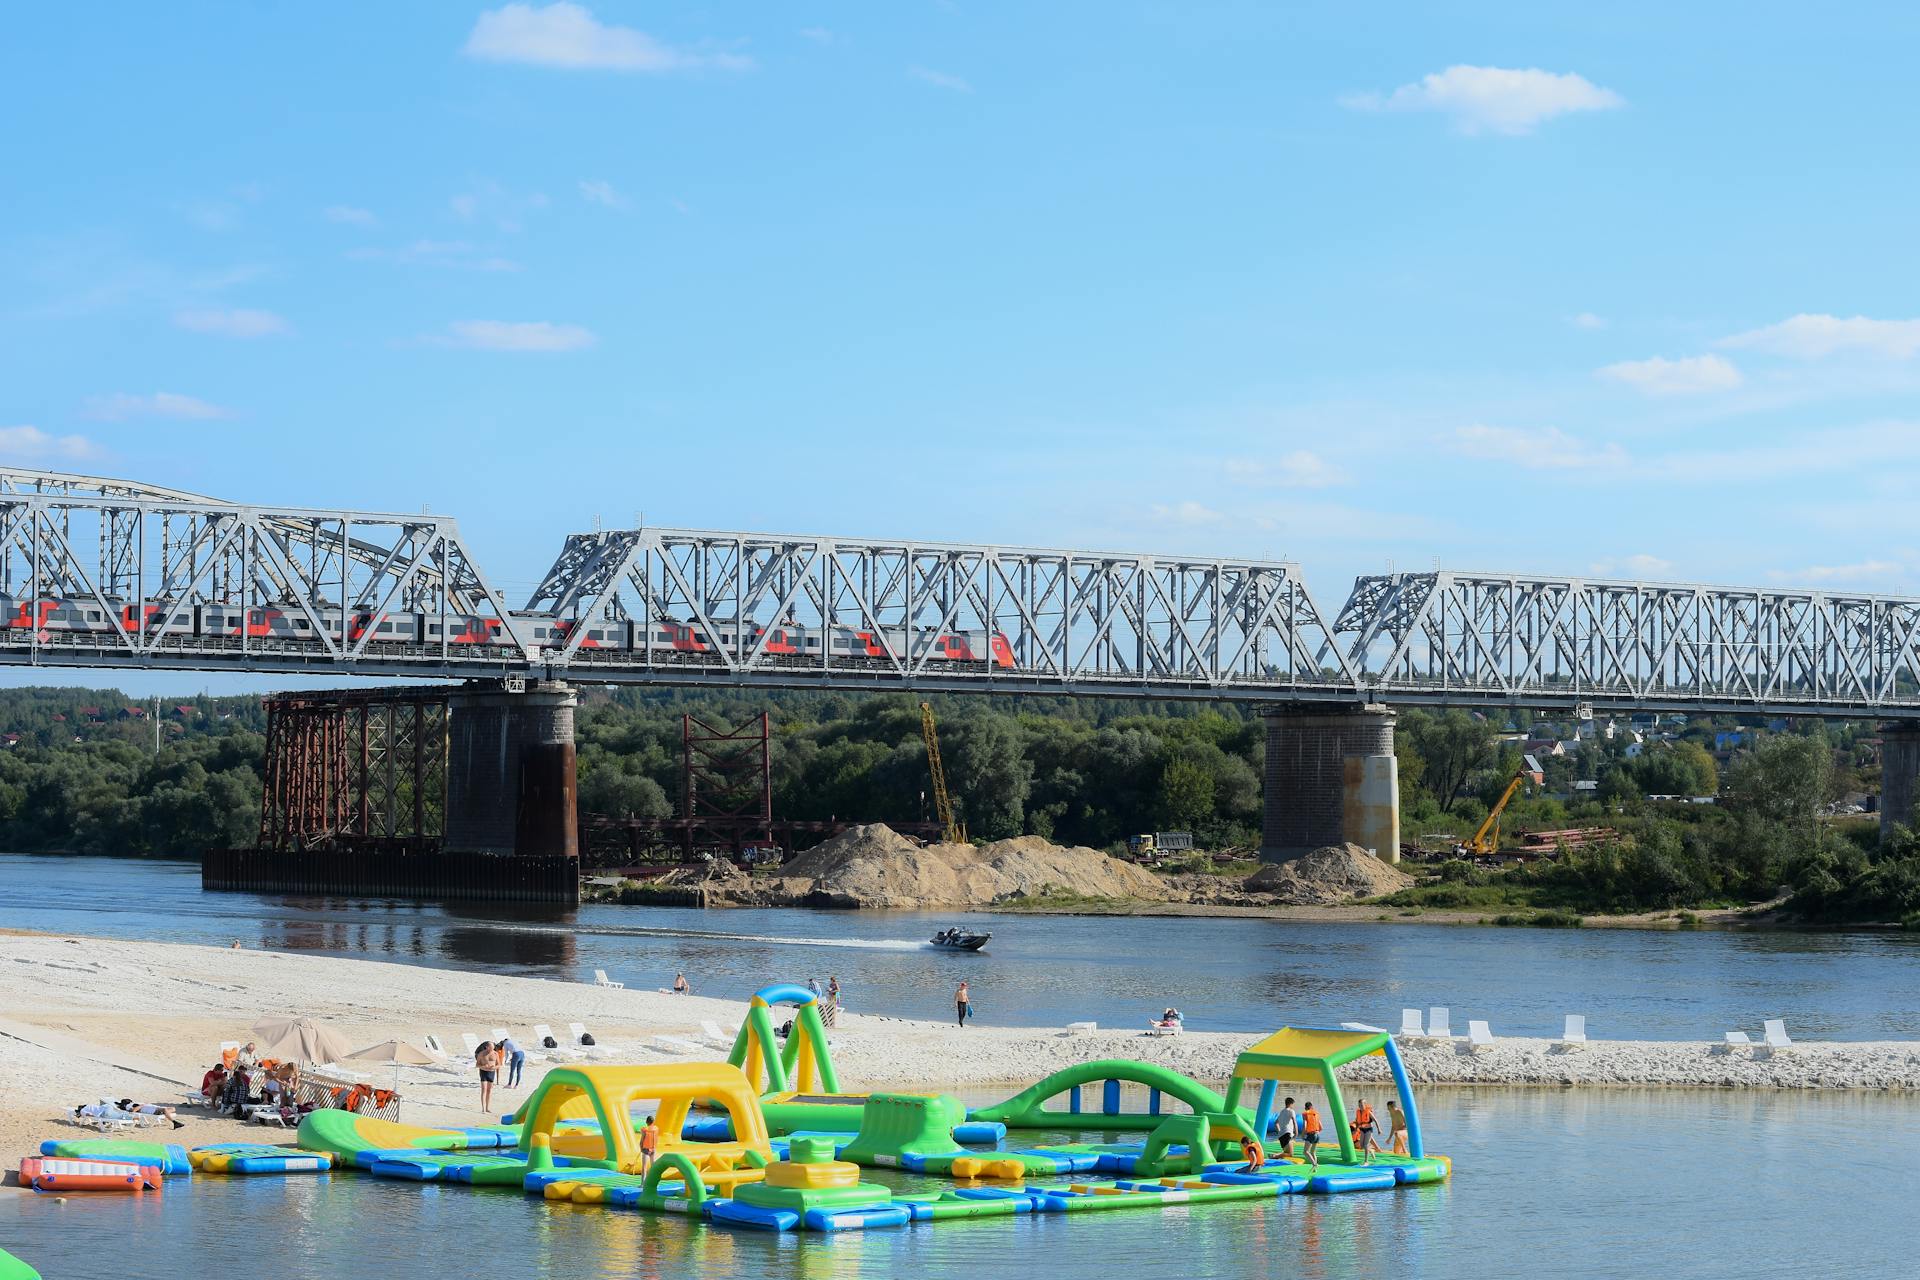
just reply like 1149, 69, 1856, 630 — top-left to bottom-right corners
1880, 721, 1920, 843
446, 679, 579, 859
1259, 704, 1400, 864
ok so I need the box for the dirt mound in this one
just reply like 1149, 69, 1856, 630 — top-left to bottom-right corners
778, 824, 1169, 909
1244, 843, 1413, 906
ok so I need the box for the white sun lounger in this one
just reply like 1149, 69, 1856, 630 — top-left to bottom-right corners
1398, 1009, 1424, 1039
1559, 1015, 1588, 1049
459, 1033, 482, 1061
1466, 1020, 1495, 1052
1065, 1020, 1097, 1035
1145, 1019, 1182, 1036
533, 1024, 580, 1059
1722, 1030, 1754, 1053
1762, 1019, 1794, 1053
1427, 1007, 1453, 1039
653, 1035, 705, 1055
568, 1022, 607, 1057
699, 1020, 735, 1048
593, 969, 625, 989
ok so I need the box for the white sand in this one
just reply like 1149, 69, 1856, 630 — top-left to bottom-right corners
3, 931, 1915, 1160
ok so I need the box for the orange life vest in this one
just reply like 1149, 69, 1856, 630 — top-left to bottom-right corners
1355, 1105, 1375, 1128
640, 1125, 659, 1154
1303, 1109, 1322, 1136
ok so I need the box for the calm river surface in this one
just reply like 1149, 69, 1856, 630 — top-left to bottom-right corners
4, 853, 1920, 1039
3, 854, 1918, 1278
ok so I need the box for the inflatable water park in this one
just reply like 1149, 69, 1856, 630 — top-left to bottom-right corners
7, 982, 1449, 1261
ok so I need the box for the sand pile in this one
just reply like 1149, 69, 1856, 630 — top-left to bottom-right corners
1244, 843, 1413, 906
777, 824, 1169, 909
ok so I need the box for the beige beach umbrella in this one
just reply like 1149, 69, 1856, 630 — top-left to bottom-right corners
250, 1015, 358, 1067
345, 1038, 438, 1093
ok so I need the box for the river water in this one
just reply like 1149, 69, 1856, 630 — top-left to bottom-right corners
4, 854, 1919, 1039
2, 854, 1917, 1278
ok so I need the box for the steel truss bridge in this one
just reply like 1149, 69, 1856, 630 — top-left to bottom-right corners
4, 467, 1919, 718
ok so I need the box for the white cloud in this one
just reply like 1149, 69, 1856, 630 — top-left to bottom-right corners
578, 179, 628, 209
346, 240, 520, 272
799, 27, 833, 44
324, 205, 377, 226
0, 425, 100, 462
1769, 560, 1902, 584
173, 307, 288, 338
1568, 312, 1607, 330
83, 392, 229, 421
1342, 65, 1623, 136
1149, 501, 1225, 526
1224, 451, 1343, 488
909, 65, 972, 93
1591, 553, 1674, 578
1719, 314, 1920, 360
441, 320, 597, 352
1597, 354, 1742, 396
1454, 424, 1628, 470
463, 3, 753, 72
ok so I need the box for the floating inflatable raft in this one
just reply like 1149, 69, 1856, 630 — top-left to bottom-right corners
188, 1144, 333, 1175
19, 1157, 163, 1193
37, 1139, 191, 1175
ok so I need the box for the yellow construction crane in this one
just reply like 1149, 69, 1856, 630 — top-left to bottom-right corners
1460, 757, 1542, 855
920, 701, 966, 844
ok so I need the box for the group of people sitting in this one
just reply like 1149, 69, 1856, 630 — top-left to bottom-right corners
195, 1041, 310, 1121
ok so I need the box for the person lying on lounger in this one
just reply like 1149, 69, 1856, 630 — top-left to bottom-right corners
73, 1100, 185, 1130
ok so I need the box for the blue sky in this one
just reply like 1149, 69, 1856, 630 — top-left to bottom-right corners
5, 3, 1920, 692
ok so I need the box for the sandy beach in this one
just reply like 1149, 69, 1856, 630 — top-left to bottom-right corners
3, 929, 1916, 1161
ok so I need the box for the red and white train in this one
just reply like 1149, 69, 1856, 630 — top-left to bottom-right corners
0, 595, 1016, 667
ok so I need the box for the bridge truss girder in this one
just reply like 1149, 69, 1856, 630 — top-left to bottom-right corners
1334, 572, 1920, 715
0, 480, 531, 672
525, 529, 1359, 698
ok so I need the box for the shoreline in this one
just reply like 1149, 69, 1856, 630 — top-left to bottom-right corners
1, 930, 1916, 1164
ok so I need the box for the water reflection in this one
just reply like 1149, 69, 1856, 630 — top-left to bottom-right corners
6, 854, 1920, 1037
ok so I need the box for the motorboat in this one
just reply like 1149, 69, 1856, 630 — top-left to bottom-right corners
928, 928, 991, 952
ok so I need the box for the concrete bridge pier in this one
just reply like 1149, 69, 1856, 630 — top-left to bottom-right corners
1260, 704, 1400, 863
1880, 721, 1920, 844
446, 679, 579, 860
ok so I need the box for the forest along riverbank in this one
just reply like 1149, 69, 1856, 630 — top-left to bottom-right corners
2, 930, 1916, 1158
601, 823, 1413, 911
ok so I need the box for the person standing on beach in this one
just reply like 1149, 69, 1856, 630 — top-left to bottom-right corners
1300, 1100, 1322, 1169
823, 975, 841, 1028
955, 980, 971, 1026
1387, 1101, 1408, 1156
1277, 1096, 1298, 1160
500, 1035, 525, 1089
475, 1039, 500, 1113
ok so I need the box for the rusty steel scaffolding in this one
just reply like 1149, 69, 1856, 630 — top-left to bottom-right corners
257, 687, 448, 853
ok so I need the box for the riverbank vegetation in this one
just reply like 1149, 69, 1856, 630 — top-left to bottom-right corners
1, 683, 1915, 926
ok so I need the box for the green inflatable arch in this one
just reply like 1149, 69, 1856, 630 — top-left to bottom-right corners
640, 1152, 708, 1210
971, 1059, 1249, 1132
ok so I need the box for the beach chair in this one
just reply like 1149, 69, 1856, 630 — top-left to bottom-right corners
64, 1109, 137, 1133
699, 1020, 734, 1048
1145, 1019, 1182, 1036
568, 1022, 608, 1058
1762, 1019, 1794, 1053
459, 1032, 482, 1060
532, 1024, 579, 1059
1559, 1015, 1588, 1050
1398, 1009, 1424, 1039
652, 1035, 705, 1055
1428, 1007, 1453, 1040
593, 969, 625, 989
1466, 1020, 1495, 1053
1721, 1030, 1754, 1054
1065, 1021, 1098, 1035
